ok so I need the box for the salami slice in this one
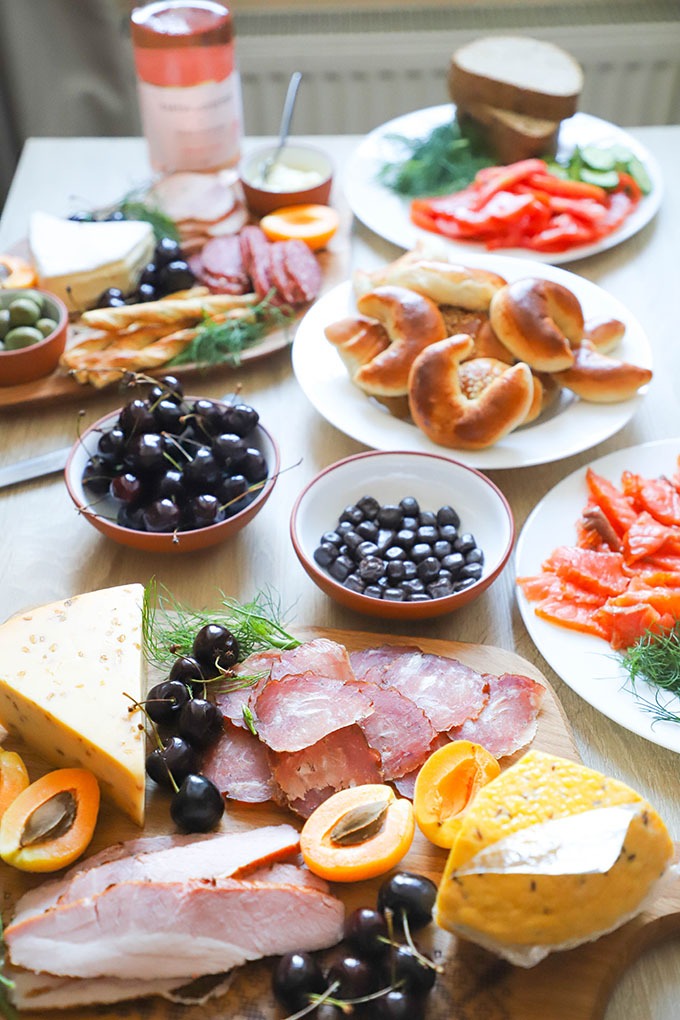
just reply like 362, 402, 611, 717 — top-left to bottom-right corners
239, 225, 273, 300
281, 239, 322, 302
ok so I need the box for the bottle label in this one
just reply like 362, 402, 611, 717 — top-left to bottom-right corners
137, 73, 242, 173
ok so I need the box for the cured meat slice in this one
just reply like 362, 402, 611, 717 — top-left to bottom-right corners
447, 672, 545, 758
357, 684, 436, 780
271, 638, 356, 684
352, 645, 488, 731
349, 645, 420, 684
215, 648, 281, 728
6, 876, 345, 981
281, 238, 323, 302
270, 724, 383, 818
240, 224, 273, 300
269, 241, 299, 305
391, 733, 451, 799
149, 171, 237, 223
201, 720, 278, 803
11, 824, 300, 925
254, 672, 374, 753
200, 235, 250, 288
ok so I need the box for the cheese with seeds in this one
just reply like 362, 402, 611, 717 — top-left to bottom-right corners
29, 211, 155, 312
436, 750, 673, 965
0, 585, 146, 825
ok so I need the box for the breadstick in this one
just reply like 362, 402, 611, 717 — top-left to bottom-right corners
68, 325, 180, 371
80, 293, 256, 331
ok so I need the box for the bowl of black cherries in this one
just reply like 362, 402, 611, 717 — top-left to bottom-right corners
65, 376, 279, 553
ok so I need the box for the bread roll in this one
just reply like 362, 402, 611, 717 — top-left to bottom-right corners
408, 334, 534, 450
553, 340, 652, 402
355, 259, 507, 312
490, 278, 583, 372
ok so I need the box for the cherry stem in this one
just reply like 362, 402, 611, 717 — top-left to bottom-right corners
281, 980, 341, 1020
399, 911, 443, 974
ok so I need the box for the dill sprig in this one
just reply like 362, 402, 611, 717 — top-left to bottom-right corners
169, 295, 294, 368
620, 621, 680, 725
118, 197, 180, 244
377, 116, 495, 198
142, 579, 300, 670
0, 913, 18, 1020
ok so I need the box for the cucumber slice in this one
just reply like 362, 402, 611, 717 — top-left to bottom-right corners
580, 146, 617, 172
627, 155, 653, 195
580, 168, 621, 189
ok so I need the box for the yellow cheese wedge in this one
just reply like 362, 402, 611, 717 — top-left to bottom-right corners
436, 749, 673, 964
0, 585, 146, 826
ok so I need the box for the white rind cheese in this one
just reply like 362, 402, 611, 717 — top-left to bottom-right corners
29, 212, 155, 312
0, 585, 146, 825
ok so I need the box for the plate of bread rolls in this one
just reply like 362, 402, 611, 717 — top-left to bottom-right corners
344, 105, 662, 265
291, 247, 652, 470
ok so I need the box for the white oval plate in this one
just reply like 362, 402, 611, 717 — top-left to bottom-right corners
291, 253, 652, 471
343, 106, 663, 265
516, 438, 680, 754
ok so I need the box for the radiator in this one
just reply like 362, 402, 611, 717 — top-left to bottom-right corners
236, 15, 680, 136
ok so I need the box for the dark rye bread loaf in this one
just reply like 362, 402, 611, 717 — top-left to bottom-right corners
456, 101, 561, 163
449, 36, 583, 122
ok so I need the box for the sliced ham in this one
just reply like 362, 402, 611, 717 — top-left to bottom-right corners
6, 876, 344, 981
215, 648, 281, 728
201, 720, 279, 803
357, 684, 436, 779
270, 723, 383, 818
254, 672, 374, 752
352, 645, 489, 731
149, 171, 237, 223
447, 672, 545, 758
11, 825, 300, 925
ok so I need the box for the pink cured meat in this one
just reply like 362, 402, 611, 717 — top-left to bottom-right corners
200, 721, 279, 803
281, 239, 322, 302
447, 672, 545, 758
271, 638, 356, 684
352, 645, 488, 732
349, 645, 420, 685
215, 649, 282, 729
239, 224, 273, 300
254, 672, 374, 753
391, 733, 452, 799
357, 685, 436, 780
270, 724, 383, 818
269, 241, 299, 305
199, 235, 251, 290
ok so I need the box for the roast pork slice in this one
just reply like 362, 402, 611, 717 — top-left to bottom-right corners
6, 876, 345, 981
11, 824, 300, 925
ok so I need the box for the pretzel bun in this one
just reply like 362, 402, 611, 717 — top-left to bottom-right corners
324, 317, 390, 380
489, 277, 583, 371
582, 315, 626, 353
408, 334, 534, 449
553, 340, 652, 403
351, 286, 448, 396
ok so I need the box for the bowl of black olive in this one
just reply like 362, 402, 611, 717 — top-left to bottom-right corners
290, 449, 514, 619
65, 377, 279, 553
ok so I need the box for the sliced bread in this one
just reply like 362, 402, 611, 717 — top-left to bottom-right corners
449, 35, 583, 122
457, 101, 560, 163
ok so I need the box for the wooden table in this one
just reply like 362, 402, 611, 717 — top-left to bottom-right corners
0, 129, 679, 1017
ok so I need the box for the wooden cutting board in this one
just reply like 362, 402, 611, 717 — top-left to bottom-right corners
2, 628, 678, 1020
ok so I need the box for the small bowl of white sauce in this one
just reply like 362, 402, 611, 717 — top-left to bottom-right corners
239, 142, 333, 217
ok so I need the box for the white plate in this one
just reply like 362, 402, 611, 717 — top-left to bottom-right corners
291, 253, 652, 471
516, 438, 680, 754
343, 106, 663, 265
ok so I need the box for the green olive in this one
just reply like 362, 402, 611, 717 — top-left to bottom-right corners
0, 308, 10, 340
18, 289, 46, 315
36, 317, 58, 338
3, 325, 44, 350
8, 298, 41, 327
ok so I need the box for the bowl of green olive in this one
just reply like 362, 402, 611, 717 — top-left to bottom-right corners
0, 287, 68, 386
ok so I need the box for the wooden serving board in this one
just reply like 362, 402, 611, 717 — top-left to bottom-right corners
2, 628, 679, 1020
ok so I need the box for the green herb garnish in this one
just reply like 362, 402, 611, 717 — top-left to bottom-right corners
169, 295, 293, 369
142, 579, 300, 670
117, 197, 180, 243
620, 621, 680, 724
377, 116, 495, 197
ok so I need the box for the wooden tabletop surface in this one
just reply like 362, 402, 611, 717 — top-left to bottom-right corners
0, 128, 679, 1018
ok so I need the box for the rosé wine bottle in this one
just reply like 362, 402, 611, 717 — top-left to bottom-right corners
130, 0, 243, 174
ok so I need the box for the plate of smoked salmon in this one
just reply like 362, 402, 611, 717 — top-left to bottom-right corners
516, 437, 680, 753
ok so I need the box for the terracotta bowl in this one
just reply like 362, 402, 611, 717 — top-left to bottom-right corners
290, 449, 514, 620
239, 142, 333, 217
65, 401, 280, 554
0, 287, 68, 386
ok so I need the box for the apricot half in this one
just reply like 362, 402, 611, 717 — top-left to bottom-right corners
0, 767, 100, 872
414, 740, 500, 848
300, 783, 415, 882
259, 204, 340, 251
0, 254, 38, 289
0, 749, 30, 820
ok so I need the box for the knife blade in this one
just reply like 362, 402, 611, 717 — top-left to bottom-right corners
0, 446, 71, 490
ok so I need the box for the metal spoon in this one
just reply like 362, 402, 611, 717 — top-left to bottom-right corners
260, 71, 303, 182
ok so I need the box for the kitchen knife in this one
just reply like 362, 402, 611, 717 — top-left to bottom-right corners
0, 446, 71, 490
